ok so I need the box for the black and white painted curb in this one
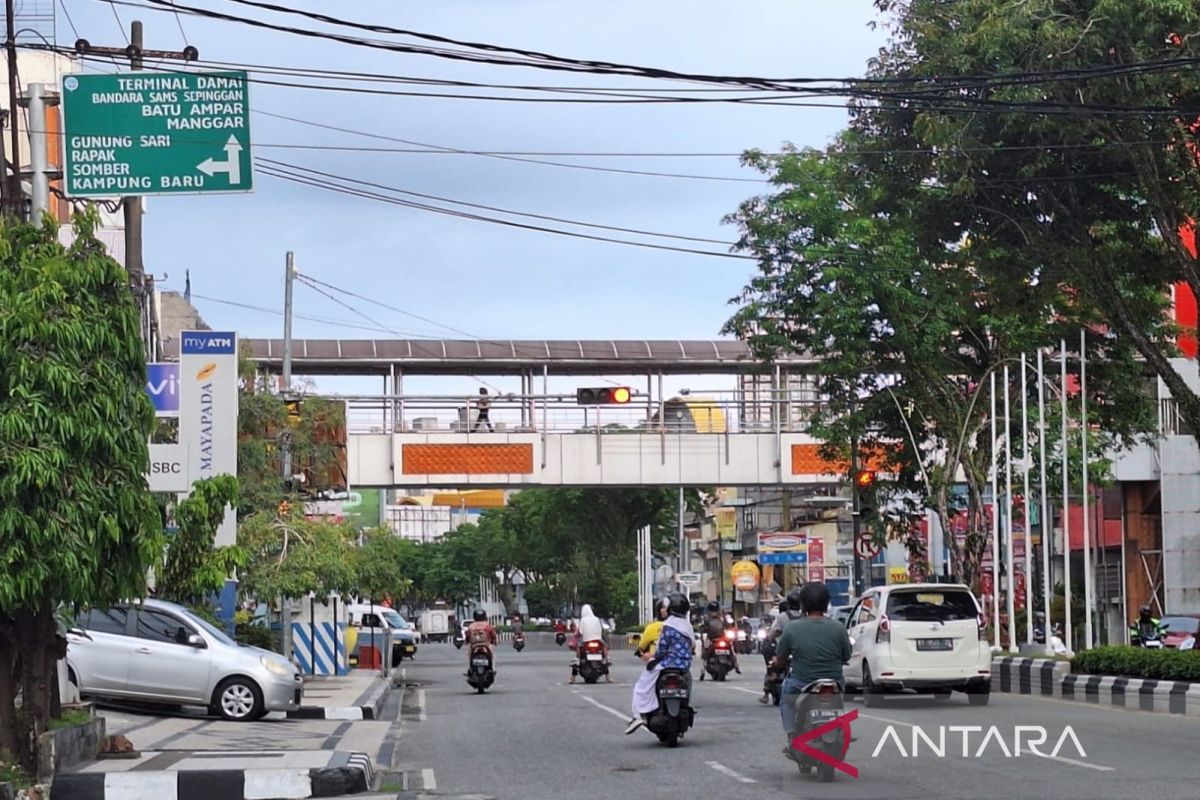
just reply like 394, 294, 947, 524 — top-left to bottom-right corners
53, 752, 375, 800
286, 675, 392, 721
992, 657, 1200, 716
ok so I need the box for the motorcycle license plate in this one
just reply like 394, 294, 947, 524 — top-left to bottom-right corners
586, 653, 603, 661
659, 688, 687, 699
916, 638, 953, 651
810, 708, 842, 722
472, 658, 490, 666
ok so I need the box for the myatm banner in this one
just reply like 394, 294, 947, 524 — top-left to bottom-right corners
179, 331, 238, 546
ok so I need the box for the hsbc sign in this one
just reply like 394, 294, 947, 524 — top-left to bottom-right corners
147, 443, 189, 492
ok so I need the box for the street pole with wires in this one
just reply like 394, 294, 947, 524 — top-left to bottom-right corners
1020, 354, 1033, 645
282, 251, 296, 480
5, 0, 21, 217
990, 371, 1001, 648
1037, 349, 1052, 637
1003, 365, 1017, 653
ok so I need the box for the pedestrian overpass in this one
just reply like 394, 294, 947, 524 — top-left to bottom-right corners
243, 337, 865, 488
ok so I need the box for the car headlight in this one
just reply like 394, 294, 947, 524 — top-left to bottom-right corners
261, 656, 292, 676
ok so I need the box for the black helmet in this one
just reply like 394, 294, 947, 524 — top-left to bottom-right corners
707, 601, 720, 613
473, 609, 486, 622
786, 586, 805, 611
798, 582, 831, 615
669, 593, 691, 617
1139, 604, 1152, 618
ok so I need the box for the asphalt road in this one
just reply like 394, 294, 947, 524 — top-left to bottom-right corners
395, 640, 1200, 800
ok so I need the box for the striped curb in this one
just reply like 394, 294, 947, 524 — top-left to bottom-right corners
286, 673, 394, 721
992, 657, 1200, 717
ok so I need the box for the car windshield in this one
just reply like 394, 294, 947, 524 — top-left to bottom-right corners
383, 611, 410, 629
185, 611, 238, 647
886, 591, 978, 622
1161, 616, 1200, 635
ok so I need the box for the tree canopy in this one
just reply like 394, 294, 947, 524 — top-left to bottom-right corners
0, 213, 162, 768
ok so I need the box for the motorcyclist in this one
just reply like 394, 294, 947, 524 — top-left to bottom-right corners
570, 604, 611, 684
465, 609, 498, 671
624, 596, 669, 734
771, 582, 851, 743
1130, 604, 1166, 645
759, 599, 794, 704
699, 601, 740, 680
625, 593, 695, 735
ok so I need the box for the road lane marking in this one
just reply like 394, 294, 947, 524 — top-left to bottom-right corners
706, 761, 757, 783
421, 768, 437, 792
728, 686, 762, 696
417, 688, 427, 722
573, 691, 631, 722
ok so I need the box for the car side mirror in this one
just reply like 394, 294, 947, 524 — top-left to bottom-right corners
187, 634, 207, 649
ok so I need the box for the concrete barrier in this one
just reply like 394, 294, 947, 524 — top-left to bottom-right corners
991, 656, 1200, 717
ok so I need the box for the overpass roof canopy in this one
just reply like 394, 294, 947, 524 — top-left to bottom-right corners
243, 338, 815, 377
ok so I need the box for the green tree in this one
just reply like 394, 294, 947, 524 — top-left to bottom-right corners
159, 476, 246, 607
0, 214, 162, 769
852, 0, 1200, 432
238, 507, 358, 604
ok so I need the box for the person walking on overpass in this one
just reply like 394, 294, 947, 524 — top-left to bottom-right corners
472, 388, 494, 432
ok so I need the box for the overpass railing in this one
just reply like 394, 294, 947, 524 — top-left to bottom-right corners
336, 389, 824, 436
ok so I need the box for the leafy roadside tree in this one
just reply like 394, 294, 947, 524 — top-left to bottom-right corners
238, 507, 359, 605
158, 476, 246, 607
0, 215, 162, 769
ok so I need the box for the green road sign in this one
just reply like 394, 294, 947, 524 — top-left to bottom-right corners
61, 70, 253, 197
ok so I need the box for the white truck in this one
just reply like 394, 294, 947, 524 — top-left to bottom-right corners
419, 607, 452, 643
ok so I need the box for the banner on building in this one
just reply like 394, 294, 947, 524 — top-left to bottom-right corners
179, 330, 238, 546
757, 531, 808, 565
888, 567, 910, 585
147, 443, 190, 492
716, 508, 737, 539
146, 363, 180, 416
807, 537, 825, 564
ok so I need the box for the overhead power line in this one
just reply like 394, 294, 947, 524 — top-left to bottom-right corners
188, 291, 443, 337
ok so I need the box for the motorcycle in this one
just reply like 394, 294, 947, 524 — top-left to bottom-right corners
732, 628, 752, 655
704, 636, 735, 682
452, 630, 464, 650
754, 627, 768, 655
466, 645, 495, 694
555, 631, 566, 646
1132, 624, 1166, 649
645, 669, 695, 748
787, 679, 848, 783
575, 639, 610, 684
513, 631, 526, 652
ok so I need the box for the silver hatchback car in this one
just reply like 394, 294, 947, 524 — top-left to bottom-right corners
66, 598, 303, 721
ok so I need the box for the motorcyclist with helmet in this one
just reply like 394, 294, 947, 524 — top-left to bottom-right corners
759, 595, 801, 704
770, 582, 851, 742
625, 592, 695, 735
464, 609, 498, 671
699, 601, 740, 680
1130, 604, 1167, 646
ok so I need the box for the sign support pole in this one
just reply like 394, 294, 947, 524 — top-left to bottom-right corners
26, 82, 48, 223
5, 0, 20, 216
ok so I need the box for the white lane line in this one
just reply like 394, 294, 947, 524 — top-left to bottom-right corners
417, 688, 427, 722
859, 712, 1115, 772
727, 686, 763, 696
706, 761, 757, 784
421, 768, 437, 792
573, 691, 631, 722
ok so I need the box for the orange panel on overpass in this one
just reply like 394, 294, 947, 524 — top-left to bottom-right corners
402, 443, 534, 475
790, 444, 892, 476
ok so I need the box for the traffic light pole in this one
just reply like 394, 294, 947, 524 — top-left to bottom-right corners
851, 439, 866, 598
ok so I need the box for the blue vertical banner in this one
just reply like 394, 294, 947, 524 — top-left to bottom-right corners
146, 363, 180, 416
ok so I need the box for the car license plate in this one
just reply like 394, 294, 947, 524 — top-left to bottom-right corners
916, 638, 953, 651
404, 645, 416, 652
587, 653, 603, 661
472, 658, 489, 666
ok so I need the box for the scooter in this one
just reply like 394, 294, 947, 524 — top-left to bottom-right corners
787, 679, 848, 783
575, 639, 610, 684
645, 669, 695, 748
704, 636, 735, 682
466, 645, 495, 694
513, 631, 526, 652
452, 629, 464, 650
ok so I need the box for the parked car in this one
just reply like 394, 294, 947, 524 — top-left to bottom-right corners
842, 583, 991, 706
1160, 614, 1200, 648
66, 598, 303, 721
829, 605, 855, 627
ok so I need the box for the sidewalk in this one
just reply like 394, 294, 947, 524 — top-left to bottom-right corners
289, 669, 392, 720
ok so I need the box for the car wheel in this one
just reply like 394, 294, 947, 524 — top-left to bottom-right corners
213, 677, 264, 722
863, 665, 883, 708
967, 688, 991, 706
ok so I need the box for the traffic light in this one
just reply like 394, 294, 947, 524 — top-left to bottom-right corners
576, 386, 633, 405
855, 469, 877, 490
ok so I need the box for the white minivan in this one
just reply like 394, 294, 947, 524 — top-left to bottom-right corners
842, 583, 991, 706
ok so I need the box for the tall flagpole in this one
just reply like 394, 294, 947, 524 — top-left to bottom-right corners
1060, 340, 1073, 653
990, 371, 1001, 648
1021, 354, 1033, 645
1080, 329, 1094, 650
1037, 349, 1052, 642
1004, 365, 1017, 653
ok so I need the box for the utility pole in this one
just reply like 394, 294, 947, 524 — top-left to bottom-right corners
281, 251, 296, 480
851, 439, 865, 598
25, 82, 51, 223
5, 0, 22, 218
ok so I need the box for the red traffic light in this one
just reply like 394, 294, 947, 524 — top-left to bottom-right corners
854, 470, 876, 490
577, 386, 633, 405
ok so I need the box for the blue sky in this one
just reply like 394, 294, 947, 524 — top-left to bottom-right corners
59, 1, 887, 398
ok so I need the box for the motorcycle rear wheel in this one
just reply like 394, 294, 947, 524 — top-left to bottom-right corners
818, 762, 834, 782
